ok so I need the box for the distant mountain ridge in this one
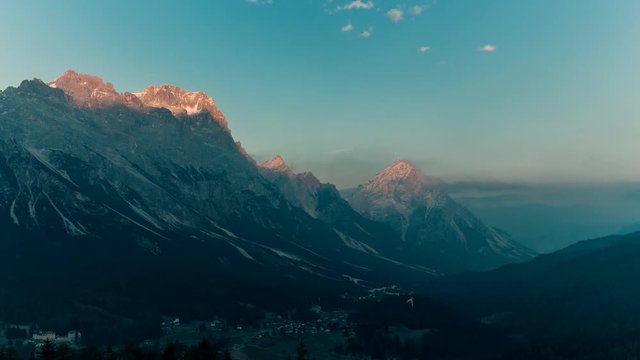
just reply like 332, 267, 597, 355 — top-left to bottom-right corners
343, 160, 535, 272
260, 155, 324, 217
258, 155, 425, 272
259, 156, 533, 273
425, 231, 640, 338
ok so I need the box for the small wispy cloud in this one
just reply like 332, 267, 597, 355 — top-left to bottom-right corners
418, 46, 430, 53
478, 44, 497, 52
337, 0, 374, 11
386, 8, 404, 23
361, 26, 374, 38
408, 5, 424, 15
341, 23, 354, 32
246, 0, 273, 4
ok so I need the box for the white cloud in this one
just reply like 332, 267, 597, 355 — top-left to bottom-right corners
341, 23, 354, 32
418, 46, 430, 53
386, 9, 404, 23
337, 0, 374, 10
246, 0, 273, 4
360, 26, 374, 38
479, 44, 497, 52
408, 5, 424, 15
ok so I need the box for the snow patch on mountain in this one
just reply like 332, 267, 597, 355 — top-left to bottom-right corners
335, 229, 380, 255
10, 196, 20, 225
226, 241, 256, 261
342, 274, 366, 287
268, 247, 303, 262
44, 193, 88, 236
25, 146, 78, 187
125, 199, 165, 231
103, 204, 169, 240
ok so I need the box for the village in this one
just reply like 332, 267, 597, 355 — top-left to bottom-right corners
0, 307, 350, 358
156, 308, 353, 358
160, 307, 351, 342
0, 324, 81, 347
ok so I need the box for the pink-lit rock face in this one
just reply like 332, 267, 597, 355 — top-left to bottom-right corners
48, 70, 123, 108
133, 85, 228, 129
260, 155, 293, 175
361, 160, 440, 196
346, 159, 444, 220
48, 70, 228, 130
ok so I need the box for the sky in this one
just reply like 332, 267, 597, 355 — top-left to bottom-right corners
1, 0, 639, 188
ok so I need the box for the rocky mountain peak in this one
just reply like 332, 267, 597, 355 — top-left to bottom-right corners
48, 70, 122, 108
363, 159, 439, 195
47, 70, 228, 130
343, 160, 535, 270
380, 159, 421, 179
133, 84, 228, 129
260, 155, 293, 174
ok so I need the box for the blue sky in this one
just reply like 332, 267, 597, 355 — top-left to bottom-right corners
1, 0, 639, 187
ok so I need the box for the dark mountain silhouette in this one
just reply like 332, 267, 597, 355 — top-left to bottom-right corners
425, 231, 640, 338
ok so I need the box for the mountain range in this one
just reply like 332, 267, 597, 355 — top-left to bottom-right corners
259, 154, 535, 273
0, 70, 534, 343
425, 230, 640, 340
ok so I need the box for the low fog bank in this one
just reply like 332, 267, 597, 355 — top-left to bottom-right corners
445, 181, 640, 252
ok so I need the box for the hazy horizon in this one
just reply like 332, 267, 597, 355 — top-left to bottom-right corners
2, 0, 639, 188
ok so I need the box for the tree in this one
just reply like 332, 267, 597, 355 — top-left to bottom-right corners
38, 341, 56, 360
296, 339, 308, 360
79, 346, 102, 360
120, 344, 144, 360
222, 349, 232, 360
104, 346, 116, 360
4, 348, 19, 360
196, 338, 216, 360
184, 339, 219, 360
162, 344, 177, 360
55, 344, 74, 360
5, 328, 28, 340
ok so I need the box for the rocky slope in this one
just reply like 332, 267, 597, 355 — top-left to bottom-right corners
0, 72, 428, 343
343, 160, 536, 272
258, 155, 425, 272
